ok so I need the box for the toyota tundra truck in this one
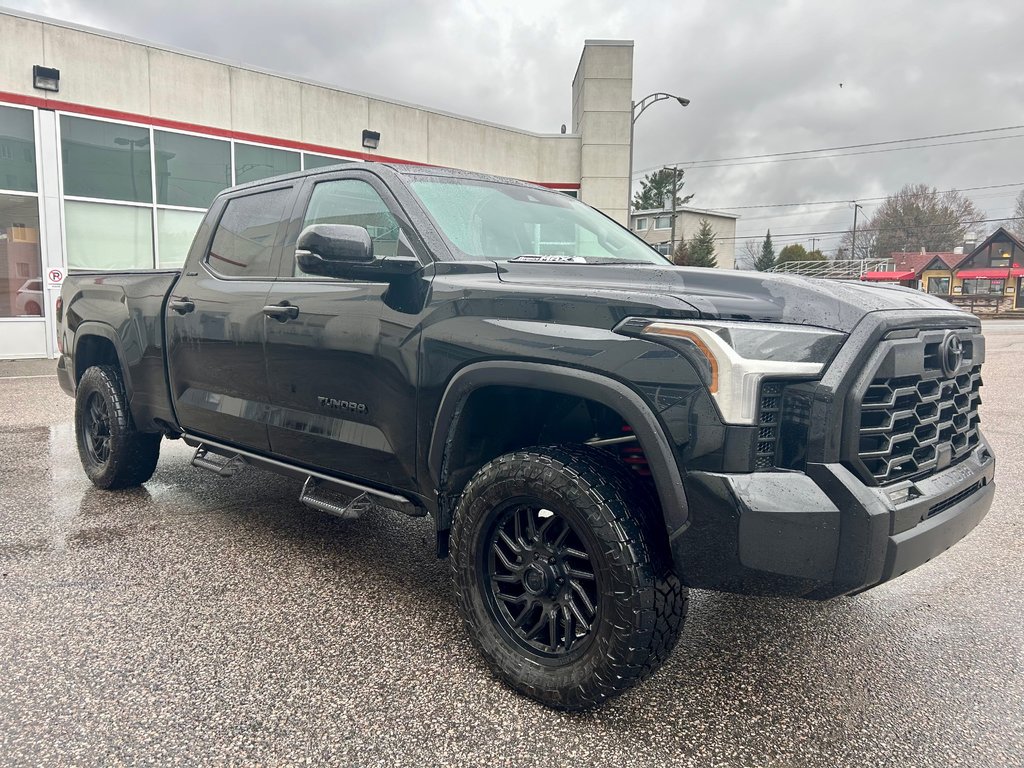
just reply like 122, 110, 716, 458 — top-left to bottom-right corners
56, 163, 996, 709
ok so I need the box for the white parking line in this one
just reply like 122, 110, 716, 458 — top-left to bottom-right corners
0, 374, 58, 379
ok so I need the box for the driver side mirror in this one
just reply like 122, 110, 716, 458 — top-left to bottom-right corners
295, 224, 422, 281
295, 224, 374, 276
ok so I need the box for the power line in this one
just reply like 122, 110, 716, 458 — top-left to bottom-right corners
736, 198, 1021, 225
635, 133, 1024, 175
715, 215, 1022, 243
632, 124, 1024, 176
691, 181, 1024, 212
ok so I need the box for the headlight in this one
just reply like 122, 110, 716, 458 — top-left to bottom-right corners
617, 318, 846, 425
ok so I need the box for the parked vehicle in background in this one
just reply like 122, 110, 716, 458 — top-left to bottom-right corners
56, 163, 996, 709
14, 278, 42, 316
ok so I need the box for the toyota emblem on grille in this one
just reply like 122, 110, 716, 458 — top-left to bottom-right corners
942, 332, 965, 376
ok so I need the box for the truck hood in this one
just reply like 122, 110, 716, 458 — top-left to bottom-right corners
495, 262, 965, 332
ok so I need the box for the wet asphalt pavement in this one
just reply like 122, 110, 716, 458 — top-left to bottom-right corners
1, 324, 1022, 767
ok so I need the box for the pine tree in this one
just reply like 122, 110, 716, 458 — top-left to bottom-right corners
672, 237, 692, 266
754, 230, 776, 271
688, 218, 718, 268
632, 168, 695, 211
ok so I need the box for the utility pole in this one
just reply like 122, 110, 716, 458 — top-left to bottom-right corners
851, 202, 864, 261
810, 237, 818, 252
670, 166, 679, 257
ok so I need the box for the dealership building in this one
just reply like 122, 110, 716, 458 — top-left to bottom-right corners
0, 9, 643, 359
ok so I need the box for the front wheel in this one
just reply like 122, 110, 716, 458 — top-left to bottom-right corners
450, 445, 687, 710
75, 365, 161, 489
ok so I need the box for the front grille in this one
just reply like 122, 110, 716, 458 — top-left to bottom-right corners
857, 364, 982, 485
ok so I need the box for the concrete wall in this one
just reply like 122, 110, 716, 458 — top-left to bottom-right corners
0, 10, 589, 187
572, 40, 633, 225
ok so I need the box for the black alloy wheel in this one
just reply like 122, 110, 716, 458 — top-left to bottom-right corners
483, 501, 599, 659
451, 445, 687, 710
82, 390, 112, 465
74, 365, 161, 489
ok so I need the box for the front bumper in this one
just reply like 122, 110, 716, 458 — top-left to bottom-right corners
671, 437, 995, 599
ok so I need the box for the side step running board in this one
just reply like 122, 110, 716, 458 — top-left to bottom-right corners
191, 446, 244, 477
299, 477, 376, 520
182, 434, 425, 518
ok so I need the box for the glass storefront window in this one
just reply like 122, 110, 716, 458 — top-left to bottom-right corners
154, 131, 231, 209
927, 277, 950, 295
303, 153, 348, 170
961, 278, 1005, 295
65, 200, 153, 270
0, 105, 37, 193
157, 208, 205, 268
0, 194, 42, 317
235, 143, 299, 184
61, 116, 153, 203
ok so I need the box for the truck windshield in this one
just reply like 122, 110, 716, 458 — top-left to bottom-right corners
408, 175, 669, 265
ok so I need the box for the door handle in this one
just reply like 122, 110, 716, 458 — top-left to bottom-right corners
263, 302, 300, 321
168, 298, 195, 315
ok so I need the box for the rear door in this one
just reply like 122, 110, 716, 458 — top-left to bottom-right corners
262, 171, 425, 489
166, 183, 295, 450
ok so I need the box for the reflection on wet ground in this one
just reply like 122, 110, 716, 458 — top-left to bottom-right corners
0, 356, 1021, 766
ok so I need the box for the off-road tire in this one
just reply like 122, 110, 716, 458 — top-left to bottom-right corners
451, 445, 687, 710
75, 365, 161, 489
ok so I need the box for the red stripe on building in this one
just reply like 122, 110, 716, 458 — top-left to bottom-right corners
0, 89, 581, 191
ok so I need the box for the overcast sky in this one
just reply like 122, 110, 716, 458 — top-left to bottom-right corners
11, 0, 1024, 260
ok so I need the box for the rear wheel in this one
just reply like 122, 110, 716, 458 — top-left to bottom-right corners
451, 445, 686, 710
75, 365, 161, 489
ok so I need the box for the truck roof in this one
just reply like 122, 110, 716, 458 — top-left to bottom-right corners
225, 161, 543, 195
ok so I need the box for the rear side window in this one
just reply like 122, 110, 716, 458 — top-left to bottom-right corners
206, 188, 290, 277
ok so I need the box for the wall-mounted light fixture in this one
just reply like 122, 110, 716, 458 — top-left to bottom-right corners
361, 130, 380, 150
33, 65, 60, 92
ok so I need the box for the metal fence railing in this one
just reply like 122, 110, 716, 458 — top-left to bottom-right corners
767, 259, 893, 279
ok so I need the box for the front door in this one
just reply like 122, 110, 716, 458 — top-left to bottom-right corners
166, 184, 294, 451
263, 174, 423, 490
1016, 276, 1024, 310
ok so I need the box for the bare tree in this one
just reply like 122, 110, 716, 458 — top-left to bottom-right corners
839, 184, 985, 259
1011, 189, 1024, 240
740, 239, 760, 269
839, 228, 877, 260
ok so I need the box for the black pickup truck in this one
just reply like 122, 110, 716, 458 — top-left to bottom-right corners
57, 163, 996, 709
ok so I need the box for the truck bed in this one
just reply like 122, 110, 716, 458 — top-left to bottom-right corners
60, 269, 182, 431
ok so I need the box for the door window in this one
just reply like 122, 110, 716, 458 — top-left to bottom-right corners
206, 188, 290, 278
299, 179, 401, 271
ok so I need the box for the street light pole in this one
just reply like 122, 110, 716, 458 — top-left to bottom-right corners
628, 92, 690, 215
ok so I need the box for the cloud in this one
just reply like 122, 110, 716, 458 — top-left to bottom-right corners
11, 0, 1024, 251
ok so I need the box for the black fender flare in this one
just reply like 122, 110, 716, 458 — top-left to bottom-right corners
72, 321, 134, 400
427, 361, 689, 536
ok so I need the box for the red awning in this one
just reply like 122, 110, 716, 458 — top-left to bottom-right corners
861, 270, 916, 282
956, 267, 1024, 278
